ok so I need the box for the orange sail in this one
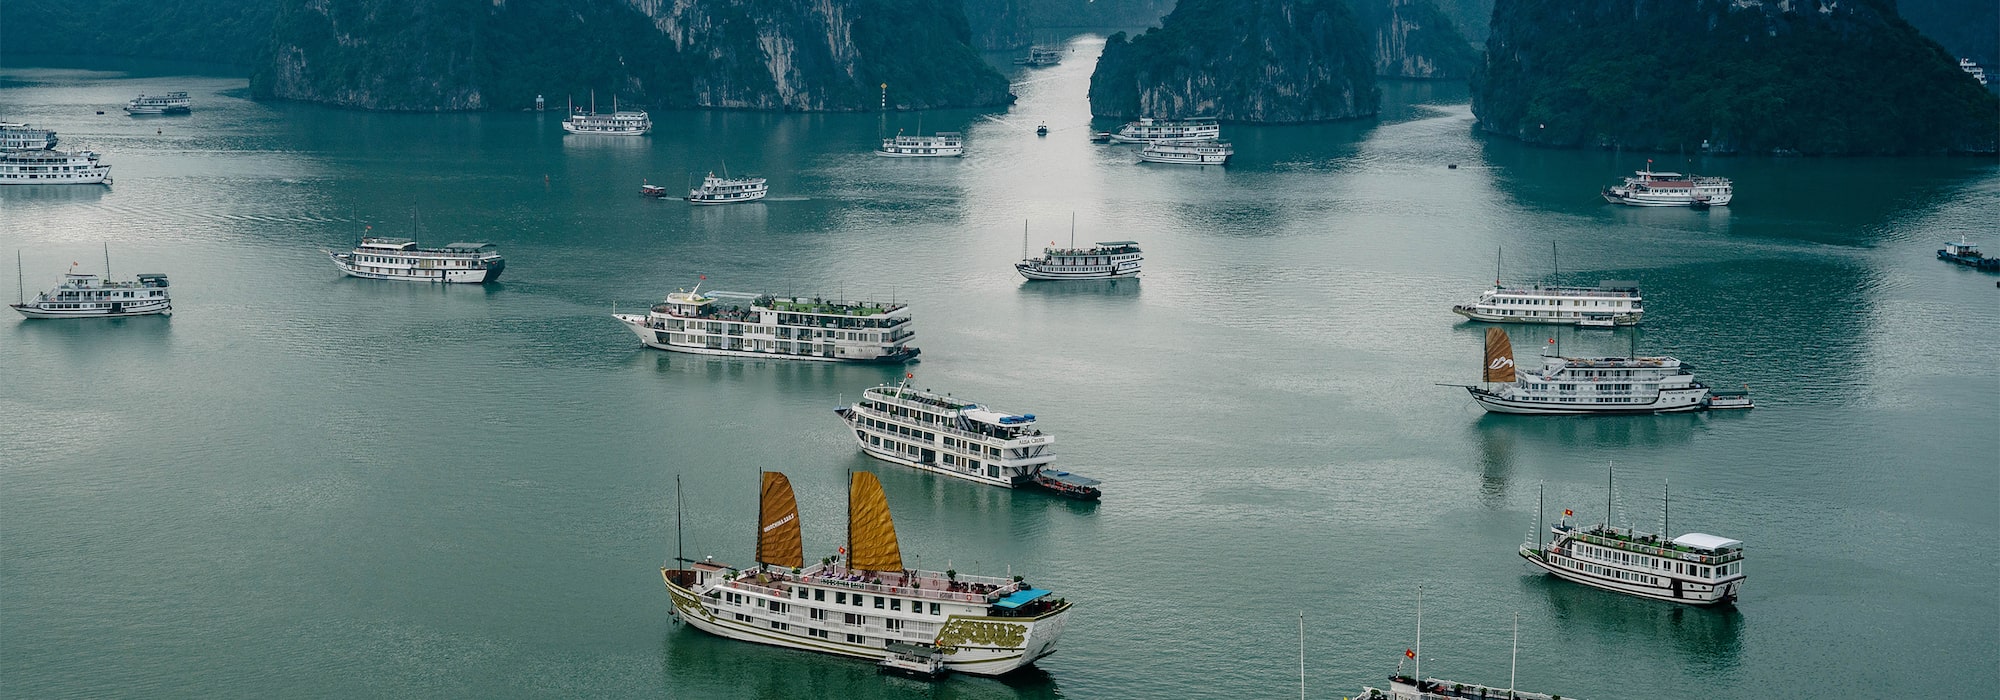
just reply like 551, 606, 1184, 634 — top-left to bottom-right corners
846, 472, 904, 572
1483, 327, 1517, 383
757, 472, 803, 568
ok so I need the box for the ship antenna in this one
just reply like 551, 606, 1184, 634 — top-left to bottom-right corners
1551, 241, 1559, 286
1536, 483, 1544, 554
1069, 212, 1076, 249
1022, 220, 1030, 261
1495, 246, 1503, 286
16, 250, 23, 306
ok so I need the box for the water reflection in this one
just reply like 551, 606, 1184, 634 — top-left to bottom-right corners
1531, 577, 1745, 671
1014, 278, 1140, 299
0, 184, 109, 205
659, 624, 1065, 698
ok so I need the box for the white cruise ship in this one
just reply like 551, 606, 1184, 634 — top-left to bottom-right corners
662, 472, 1072, 677
562, 93, 650, 135
835, 384, 1063, 489
1459, 328, 1731, 414
686, 172, 768, 204
1138, 140, 1232, 165
328, 237, 505, 283
1602, 164, 1732, 207
124, 91, 192, 114
1519, 478, 1744, 605
614, 284, 919, 363
12, 271, 171, 319
876, 132, 964, 157
1016, 241, 1142, 280
0, 122, 57, 151
0, 150, 111, 185
1014, 47, 1063, 67
1451, 281, 1642, 327
1108, 117, 1219, 144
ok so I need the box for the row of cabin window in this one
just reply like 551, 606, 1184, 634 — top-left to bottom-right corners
58, 290, 158, 299
863, 417, 936, 443
724, 588, 945, 616
355, 256, 479, 266
1578, 544, 1732, 578
1493, 298, 1632, 307
943, 436, 1005, 459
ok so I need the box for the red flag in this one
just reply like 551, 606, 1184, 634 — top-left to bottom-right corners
1406, 649, 1416, 659
1564, 509, 1573, 516
699, 274, 707, 280
905, 372, 913, 379
1547, 338, 1555, 344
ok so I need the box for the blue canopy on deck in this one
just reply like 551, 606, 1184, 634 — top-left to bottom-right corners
994, 588, 1051, 609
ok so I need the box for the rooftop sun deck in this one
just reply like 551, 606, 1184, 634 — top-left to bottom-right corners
694, 561, 1029, 605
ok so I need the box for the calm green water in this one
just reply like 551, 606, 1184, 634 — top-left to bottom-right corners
2, 40, 1996, 699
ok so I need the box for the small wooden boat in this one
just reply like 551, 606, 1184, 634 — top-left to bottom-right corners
640, 183, 669, 198
1031, 470, 1102, 500
877, 642, 947, 679
1036, 122, 1049, 137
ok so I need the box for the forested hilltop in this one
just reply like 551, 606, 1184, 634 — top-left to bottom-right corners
1473, 0, 1999, 155
1088, 0, 1379, 123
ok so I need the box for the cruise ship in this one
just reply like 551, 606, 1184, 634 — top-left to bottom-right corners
614, 284, 919, 363
1459, 327, 1730, 414
562, 93, 650, 135
1014, 47, 1062, 67
0, 150, 111, 185
12, 271, 171, 319
0, 122, 57, 151
686, 172, 768, 204
1137, 141, 1232, 165
1451, 281, 1643, 327
662, 471, 1073, 678
124, 91, 192, 114
876, 132, 964, 158
1108, 117, 1219, 144
1602, 163, 1732, 207
328, 237, 505, 283
837, 384, 1079, 490
1519, 478, 1744, 605
1016, 241, 1142, 280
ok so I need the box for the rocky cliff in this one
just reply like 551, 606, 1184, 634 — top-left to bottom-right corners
1348, 0, 1478, 79
1473, 0, 1999, 154
0, 0, 276, 66
961, 0, 1032, 50
1087, 0, 1378, 123
253, 0, 1012, 112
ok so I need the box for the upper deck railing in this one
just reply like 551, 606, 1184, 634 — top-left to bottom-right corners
713, 563, 1022, 605
1564, 527, 1743, 565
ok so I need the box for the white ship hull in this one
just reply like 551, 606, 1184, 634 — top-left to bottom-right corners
1015, 264, 1140, 281
123, 106, 190, 115
1520, 549, 1741, 606
0, 170, 109, 185
687, 191, 767, 205
562, 122, 648, 135
1602, 192, 1733, 207
873, 149, 964, 158
665, 575, 1067, 676
330, 254, 502, 283
1136, 151, 1229, 165
12, 300, 171, 318
1109, 134, 1214, 144
1467, 386, 1708, 414
1451, 306, 1641, 326
616, 314, 919, 364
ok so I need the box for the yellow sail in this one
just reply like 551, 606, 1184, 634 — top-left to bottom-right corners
846, 472, 904, 572
757, 472, 804, 569
1483, 327, 1517, 383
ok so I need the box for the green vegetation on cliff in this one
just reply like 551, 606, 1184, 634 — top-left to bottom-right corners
1089, 0, 1379, 123
1473, 0, 1999, 154
1347, 0, 1479, 79
1, 0, 275, 66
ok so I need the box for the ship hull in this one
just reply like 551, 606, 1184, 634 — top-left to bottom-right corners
1520, 549, 1741, 606
0, 170, 110, 185
12, 300, 171, 318
686, 191, 768, 205
1015, 264, 1141, 281
617, 315, 918, 364
561, 123, 648, 135
1450, 306, 1642, 326
1136, 152, 1229, 165
1602, 191, 1733, 207
1467, 387, 1708, 415
873, 150, 964, 158
330, 255, 503, 284
664, 573, 1066, 676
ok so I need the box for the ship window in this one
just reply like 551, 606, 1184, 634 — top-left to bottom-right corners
890, 599, 901, 611
874, 596, 885, 609
810, 628, 828, 638
815, 589, 825, 601
847, 634, 865, 644
929, 602, 941, 615
771, 621, 786, 630
836, 592, 846, 604
797, 588, 807, 599
845, 613, 864, 625
885, 619, 904, 631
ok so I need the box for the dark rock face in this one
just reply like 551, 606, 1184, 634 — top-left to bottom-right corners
0, 0, 277, 66
1087, 0, 1379, 123
1472, 0, 1999, 154
1347, 0, 1479, 79
961, 0, 1032, 50
253, 0, 1012, 112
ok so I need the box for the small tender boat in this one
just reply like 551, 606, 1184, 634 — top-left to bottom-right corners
124, 91, 192, 114
877, 642, 947, 679
1030, 470, 1101, 500
1036, 122, 1048, 137
1706, 390, 1754, 409
640, 183, 669, 198
685, 172, 767, 204
1138, 140, 1232, 165
1088, 131, 1112, 143
1938, 234, 2000, 271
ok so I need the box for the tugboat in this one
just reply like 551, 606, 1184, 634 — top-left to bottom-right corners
660, 472, 1074, 677
1937, 234, 2000, 271
1519, 476, 1745, 606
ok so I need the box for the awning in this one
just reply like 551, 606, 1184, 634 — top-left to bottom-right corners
1671, 533, 1742, 551
1041, 471, 1101, 488
994, 588, 1051, 609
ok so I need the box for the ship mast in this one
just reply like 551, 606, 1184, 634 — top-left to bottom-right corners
17, 250, 24, 305
1508, 612, 1519, 697
1298, 611, 1306, 700
675, 474, 686, 566
1606, 463, 1615, 534
1414, 585, 1422, 686
103, 243, 111, 278
1662, 479, 1671, 539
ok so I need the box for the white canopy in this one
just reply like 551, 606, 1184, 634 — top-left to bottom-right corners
1671, 533, 1741, 551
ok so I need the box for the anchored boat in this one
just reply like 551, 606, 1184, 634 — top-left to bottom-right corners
1602, 162, 1732, 207
0, 122, 57, 151
661, 472, 1074, 677
1107, 117, 1219, 144
1357, 590, 1578, 700
1014, 47, 1063, 67
1458, 327, 1741, 414
1938, 234, 2000, 271
1137, 141, 1232, 165
124, 91, 191, 114
1518, 476, 1745, 606
836, 383, 1102, 495
1452, 281, 1642, 327
876, 131, 964, 158
0, 149, 111, 185
561, 92, 650, 135
615, 283, 919, 363
1016, 231, 1142, 281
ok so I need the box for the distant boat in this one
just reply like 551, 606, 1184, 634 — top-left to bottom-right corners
0, 122, 57, 151
327, 209, 504, 284
1356, 590, 1579, 700
1035, 122, 1048, 137
1014, 46, 1063, 67
876, 131, 964, 157
12, 249, 170, 319
685, 171, 767, 204
834, 383, 1101, 495
1601, 162, 1732, 207
0, 150, 111, 185
1938, 234, 2000, 271
124, 91, 191, 114
1137, 140, 1232, 165
562, 92, 650, 135
660, 471, 1074, 676
1016, 218, 1142, 281
1108, 117, 1219, 144
1452, 283, 1644, 327
640, 183, 670, 198
615, 283, 920, 362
